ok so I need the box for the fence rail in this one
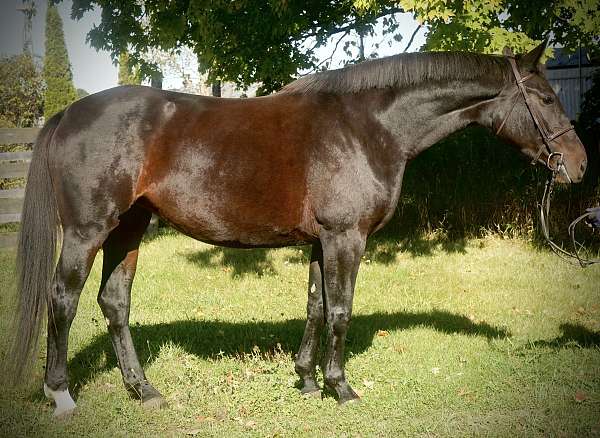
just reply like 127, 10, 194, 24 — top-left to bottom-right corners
0, 128, 39, 248
0, 128, 40, 145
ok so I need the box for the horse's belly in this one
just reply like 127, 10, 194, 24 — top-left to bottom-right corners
141, 189, 317, 248
167, 210, 315, 248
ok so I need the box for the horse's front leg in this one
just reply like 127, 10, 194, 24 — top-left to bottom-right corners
320, 228, 365, 403
295, 242, 325, 396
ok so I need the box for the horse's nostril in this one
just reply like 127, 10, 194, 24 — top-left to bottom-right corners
581, 159, 587, 174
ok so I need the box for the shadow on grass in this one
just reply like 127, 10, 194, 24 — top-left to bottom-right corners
181, 229, 469, 277
530, 323, 600, 349
68, 309, 508, 396
366, 231, 468, 263
186, 246, 276, 277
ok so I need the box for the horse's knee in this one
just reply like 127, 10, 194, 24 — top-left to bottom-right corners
327, 309, 351, 336
294, 360, 311, 377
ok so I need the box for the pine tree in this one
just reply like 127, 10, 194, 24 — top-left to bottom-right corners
117, 52, 141, 85
43, 5, 77, 120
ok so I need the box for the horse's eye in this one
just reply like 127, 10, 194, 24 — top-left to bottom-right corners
542, 95, 554, 105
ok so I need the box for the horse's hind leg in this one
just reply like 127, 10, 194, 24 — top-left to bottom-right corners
44, 228, 104, 417
295, 242, 325, 396
96, 204, 166, 408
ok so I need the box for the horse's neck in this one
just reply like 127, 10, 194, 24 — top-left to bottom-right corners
371, 79, 502, 160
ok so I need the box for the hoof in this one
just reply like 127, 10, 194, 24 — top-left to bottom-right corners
53, 407, 76, 420
301, 389, 322, 399
44, 383, 77, 418
142, 396, 168, 410
338, 396, 361, 406
130, 380, 167, 409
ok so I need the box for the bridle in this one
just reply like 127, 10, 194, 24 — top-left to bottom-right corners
495, 47, 574, 181
497, 48, 600, 267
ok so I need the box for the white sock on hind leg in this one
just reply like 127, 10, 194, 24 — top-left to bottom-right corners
44, 383, 76, 416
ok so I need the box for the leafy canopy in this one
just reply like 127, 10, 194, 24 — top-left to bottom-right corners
0, 54, 44, 128
118, 52, 142, 86
70, 0, 403, 94
380, 0, 599, 56
68, 1, 598, 94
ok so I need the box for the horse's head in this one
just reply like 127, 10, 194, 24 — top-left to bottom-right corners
493, 42, 587, 183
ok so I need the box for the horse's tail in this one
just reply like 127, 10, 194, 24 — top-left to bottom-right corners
4, 111, 63, 386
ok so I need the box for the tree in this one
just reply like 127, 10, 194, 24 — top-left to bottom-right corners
68, 1, 598, 94
406, 0, 600, 56
579, 69, 600, 137
0, 54, 44, 128
76, 88, 89, 99
118, 52, 141, 85
70, 0, 404, 94
43, 5, 77, 119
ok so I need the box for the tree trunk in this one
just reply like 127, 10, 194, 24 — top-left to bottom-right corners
211, 80, 222, 97
150, 72, 163, 89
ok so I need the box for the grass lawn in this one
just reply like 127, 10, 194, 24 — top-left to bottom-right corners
0, 229, 599, 437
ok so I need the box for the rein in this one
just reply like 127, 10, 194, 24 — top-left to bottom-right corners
540, 173, 600, 267
499, 48, 599, 268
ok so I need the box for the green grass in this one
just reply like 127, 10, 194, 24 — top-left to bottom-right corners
1, 229, 599, 437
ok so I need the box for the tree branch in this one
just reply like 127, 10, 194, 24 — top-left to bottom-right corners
301, 7, 404, 40
403, 24, 422, 52
309, 29, 351, 73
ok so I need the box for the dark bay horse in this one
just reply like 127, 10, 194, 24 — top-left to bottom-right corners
6, 43, 587, 416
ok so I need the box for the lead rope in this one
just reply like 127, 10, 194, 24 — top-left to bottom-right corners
539, 172, 600, 267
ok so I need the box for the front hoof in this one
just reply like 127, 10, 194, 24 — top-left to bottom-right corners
299, 379, 322, 398
325, 381, 360, 405
338, 395, 361, 406
301, 388, 322, 399
142, 395, 168, 410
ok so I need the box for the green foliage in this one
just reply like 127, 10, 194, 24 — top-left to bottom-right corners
70, 0, 598, 93
43, 5, 77, 119
579, 69, 600, 136
117, 52, 141, 86
71, 0, 402, 94
394, 125, 599, 242
76, 88, 89, 99
0, 54, 44, 127
408, 1, 599, 57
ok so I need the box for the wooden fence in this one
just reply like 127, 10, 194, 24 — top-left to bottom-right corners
0, 128, 39, 249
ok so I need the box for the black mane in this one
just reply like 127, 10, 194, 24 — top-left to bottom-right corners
280, 51, 512, 94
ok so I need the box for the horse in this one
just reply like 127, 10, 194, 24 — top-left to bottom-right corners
5, 42, 587, 416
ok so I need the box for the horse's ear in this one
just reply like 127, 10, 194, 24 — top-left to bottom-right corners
519, 39, 548, 71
